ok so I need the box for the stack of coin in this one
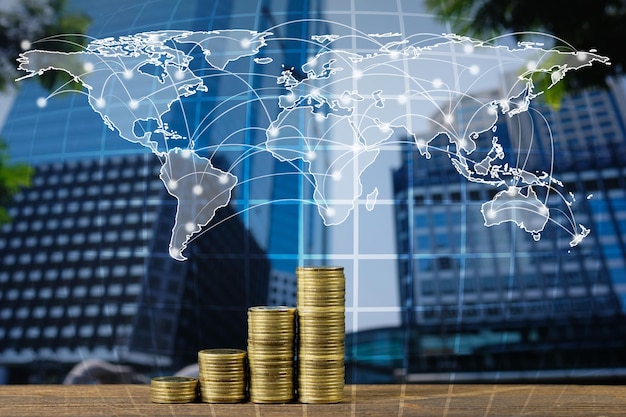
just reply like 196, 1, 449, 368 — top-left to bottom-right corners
296, 266, 346, 403
150, 376, 198, 403
247, 306, 297, 403
197, 348, 247, 403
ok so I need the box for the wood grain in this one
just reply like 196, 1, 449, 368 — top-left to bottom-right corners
0, 384, 625, 416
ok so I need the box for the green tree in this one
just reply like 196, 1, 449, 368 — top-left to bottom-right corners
0, 0, 90, 223
425, 0, 626, 92
0, 141, 33, 224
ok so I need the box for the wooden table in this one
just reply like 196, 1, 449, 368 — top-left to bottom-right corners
1, 384, 625, 416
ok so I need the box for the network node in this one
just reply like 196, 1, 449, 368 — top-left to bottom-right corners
268, 126, 279, 138
526, 61, 537, 71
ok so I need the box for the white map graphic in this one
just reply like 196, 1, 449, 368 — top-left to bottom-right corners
16, 28, 608, 260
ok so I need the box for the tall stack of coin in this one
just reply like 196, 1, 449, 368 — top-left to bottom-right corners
296, 266, 345, 403
150, 376, 198, 403
197, 348, 247, 403
247, 306, 297, 403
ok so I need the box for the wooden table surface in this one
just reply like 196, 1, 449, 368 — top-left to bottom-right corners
1, 384, 625, 416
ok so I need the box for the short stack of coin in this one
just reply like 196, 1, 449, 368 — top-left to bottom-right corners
197, 348, 247, 403
150, 376, 198, 403
247, 306, 297, 403
296, 266, 346, 403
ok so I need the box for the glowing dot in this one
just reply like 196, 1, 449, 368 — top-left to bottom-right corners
540, 206, 549, 216
469, 65, 480, 75
268, 126, 279, 137
315, 113, 325, 122
353, 69, 362, 79
36, 97, 47, 108
352, 142, 362, 152
193, 185, 203, 195
307, 56, 317, 66
432, 78, 443, 89
331, 171, 342, 181
167, 180, 178, 190
379, 123, 390, 132
95, 98, 106, 108
487, 209, 496, 219
219, 174, 229, 184
170, 247, 181, 258
526, 61, 537, 71
123, 70, 133, 79
83, 62, 95, 72
175, 69, 185, 80
587, 193, 593, 200
397, 94, 407, 104
185, 222, 196, 232
390, 50, 400, 59
310, 88, 320, 96
576, 52, 588, 62
306, 151, 317, 160
241, 38, 251, 48
20, 40, 31, 50
416, 138, 426, 148
285, 93, 295, 102
325, 207, 336, 217
507, 186, 517, 196
129, 99, 139, 109
463, 43, 474, 54
444, 114, 454, 124
181, 149, 192, 158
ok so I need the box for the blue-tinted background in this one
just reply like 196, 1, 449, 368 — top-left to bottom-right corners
0, 0, 625, 384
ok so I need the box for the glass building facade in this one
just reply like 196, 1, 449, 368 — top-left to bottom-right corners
390, 80, 626, 381
1, 0, 625, 384
0, 154, 270, 382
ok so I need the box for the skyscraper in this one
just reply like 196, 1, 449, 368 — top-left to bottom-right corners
0, 154, 269, 382
392, 80, 626, 380
0, 0, 329, 382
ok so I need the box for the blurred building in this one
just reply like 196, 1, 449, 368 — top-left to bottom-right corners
387, 80, 626, 380
0, 154, 269, 383
0, 0, 335, 383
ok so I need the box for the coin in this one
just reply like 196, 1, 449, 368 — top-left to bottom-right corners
296, 266, 346, 404
197, 348, 247, 403
150, 376, 198, 404
247, 305, 297, 404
